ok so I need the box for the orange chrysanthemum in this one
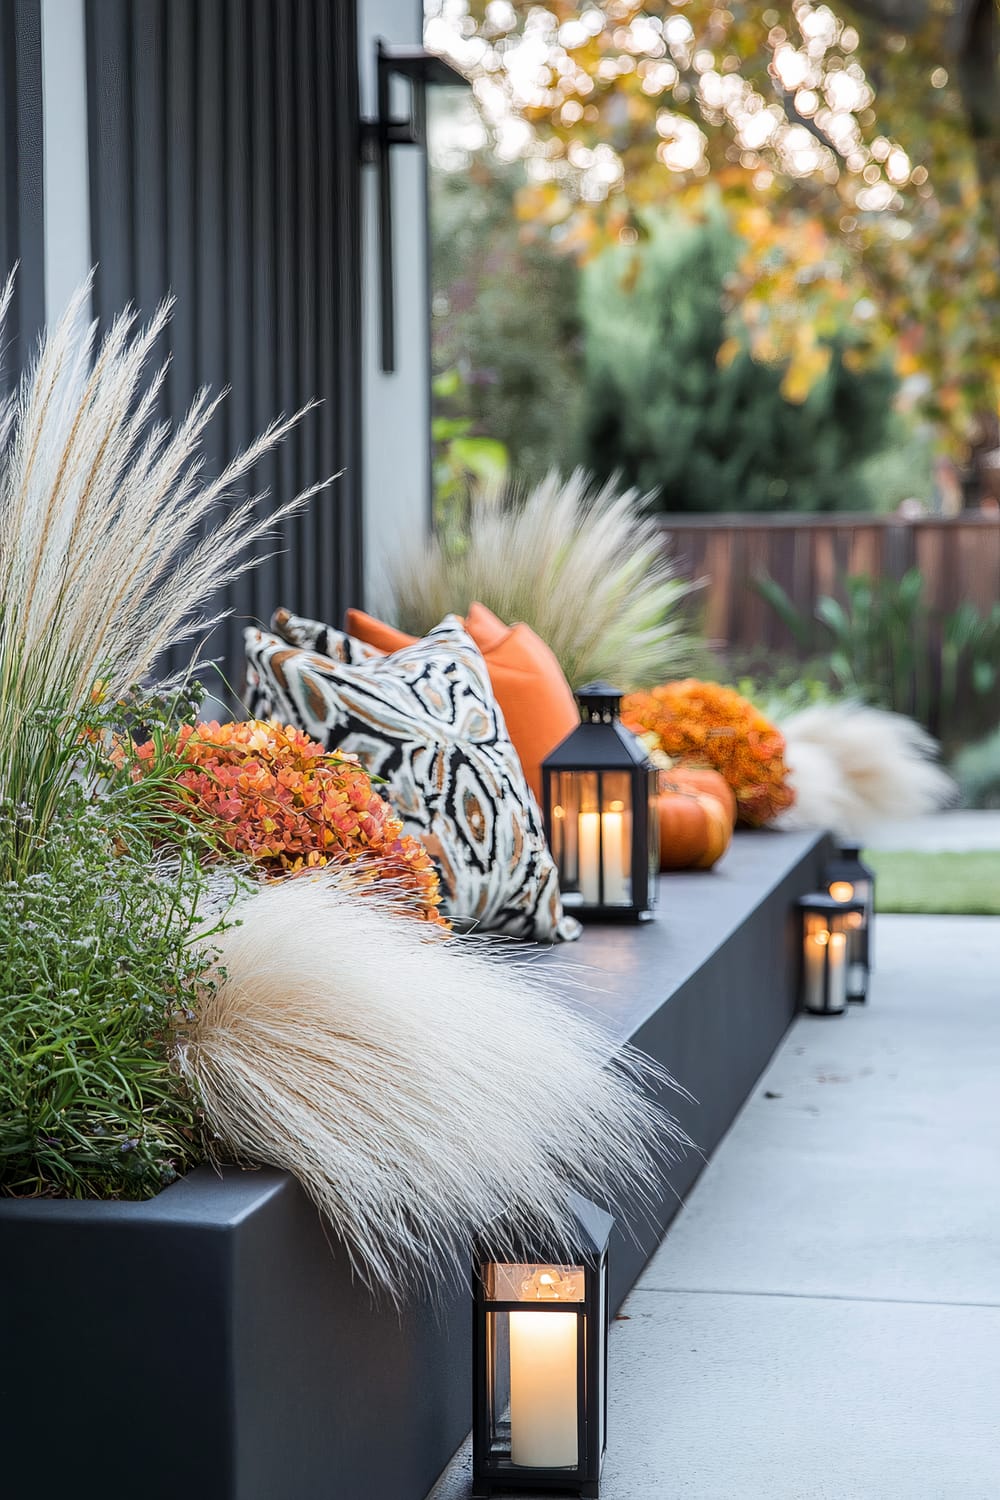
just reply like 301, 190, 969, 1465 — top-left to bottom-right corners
622, 680, 795, 828
135, 719, 446, 923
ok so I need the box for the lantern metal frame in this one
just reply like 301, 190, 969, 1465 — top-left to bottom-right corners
540, 683, 659, 923
824, 845, 875, 1002
797, 891, 866, 1016
471, 1195, 613, 1499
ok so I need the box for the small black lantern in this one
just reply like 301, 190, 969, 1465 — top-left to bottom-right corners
824, 845, 875, 1002
541, 684, 658, 922
472, 1195, 613, 1499
797, 892, 866, 1015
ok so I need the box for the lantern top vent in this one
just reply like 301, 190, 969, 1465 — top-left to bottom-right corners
798, 890, 866, 918
575, 683, 624, 722
476, 1190, 614, 1265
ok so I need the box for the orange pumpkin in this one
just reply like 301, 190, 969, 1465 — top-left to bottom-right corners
657, 782, 734, 871
662, 765, 737, 824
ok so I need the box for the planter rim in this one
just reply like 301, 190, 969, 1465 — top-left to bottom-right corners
0, 1162, 289, 1228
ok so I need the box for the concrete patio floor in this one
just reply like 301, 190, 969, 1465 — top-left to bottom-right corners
428, 912, 1000, 1500
864, 808, 1000, 851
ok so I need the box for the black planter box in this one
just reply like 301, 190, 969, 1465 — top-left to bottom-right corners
0, 1166, 469, 1500
0, 829, 831, 1500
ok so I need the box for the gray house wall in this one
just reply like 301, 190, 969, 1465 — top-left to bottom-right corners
358, 0, 433, 614
0, 0, 45, 380
0, 0, 432, 687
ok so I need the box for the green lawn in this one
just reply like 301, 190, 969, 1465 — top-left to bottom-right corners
866, 850, 1000, 916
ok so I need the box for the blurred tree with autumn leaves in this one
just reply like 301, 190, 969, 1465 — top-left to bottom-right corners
580, 207, 901, 509
426, 0, 1000, 499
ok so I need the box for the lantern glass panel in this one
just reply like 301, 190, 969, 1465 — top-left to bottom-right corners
596, 1259, 608, 1460
828, 874, 872, 991
802, 909, 850, 1013
843, 908, 867, 996
647, 769, 660, 896
550, 773, 582, 889
485, 1263, 587, 1302
586, 771, 632, 909
480, 1262, 586, 1473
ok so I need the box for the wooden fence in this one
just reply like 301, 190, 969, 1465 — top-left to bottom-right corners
662, 512, 1000, 653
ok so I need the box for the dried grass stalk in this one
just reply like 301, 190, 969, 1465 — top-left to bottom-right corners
0, 272, 330, 715
390, 469, 701, 689
179, 870, 690, 1302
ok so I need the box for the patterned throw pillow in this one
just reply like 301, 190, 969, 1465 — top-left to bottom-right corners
244, 613, 581, 943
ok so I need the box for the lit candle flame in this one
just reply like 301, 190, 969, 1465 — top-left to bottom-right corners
519, 1266, 585, 1301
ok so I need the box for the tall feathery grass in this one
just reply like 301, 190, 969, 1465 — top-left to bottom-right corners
179, 870, 690, 1302
0, 272, 329, 854
390, 469, 702, 689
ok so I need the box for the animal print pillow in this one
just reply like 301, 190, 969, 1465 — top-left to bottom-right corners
244, 613, 581, 943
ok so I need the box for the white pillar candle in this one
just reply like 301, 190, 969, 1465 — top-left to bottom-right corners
578, 812, 600, 904
600, 807, 627, 904
509, 1310, 578, 1469
828, 930, 848, 1010
803, 928, 830, 1012
578, 808, 627, 905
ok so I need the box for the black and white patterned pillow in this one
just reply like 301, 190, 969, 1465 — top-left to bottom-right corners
244, 614, 580, 943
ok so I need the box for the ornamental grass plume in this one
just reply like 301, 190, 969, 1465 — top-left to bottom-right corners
135, 718, 445, 922
623, 678, 795, 827
179, 868, 690, 1303
389, 469, 701, 690
0, 271, 329, 844
774, 701, 956, 838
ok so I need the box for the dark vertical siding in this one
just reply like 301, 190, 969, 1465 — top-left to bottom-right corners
0, 0, 45, 386
85, 0, 363, 691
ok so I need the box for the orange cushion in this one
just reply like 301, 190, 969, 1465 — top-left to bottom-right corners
343, 604, 580, 803
342, 609, 414, 656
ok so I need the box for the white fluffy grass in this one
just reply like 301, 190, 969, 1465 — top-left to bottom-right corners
776, 702, 957, 838
390, 469, 701, 689
178, 870, 689, 1302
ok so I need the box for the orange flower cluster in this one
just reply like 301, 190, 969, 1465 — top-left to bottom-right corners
135, 719, 445, 923
622, 680, 795, 828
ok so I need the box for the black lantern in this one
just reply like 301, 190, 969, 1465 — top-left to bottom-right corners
472, 1195, 613, 1499
824, 845, 875, 1002
541, 684, 658, 922
797, 892, 866, 1015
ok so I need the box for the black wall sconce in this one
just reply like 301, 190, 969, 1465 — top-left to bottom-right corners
362, 41, 469, 373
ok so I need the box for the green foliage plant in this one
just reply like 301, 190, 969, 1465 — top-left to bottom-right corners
432, 367, 509, 539
756, 569, 1000, 741
0, 681, 243, 1199
430, 146, 583, 486
0, 783, 227, 1199
579, 210, 900, 514
951, 726, 1000, 809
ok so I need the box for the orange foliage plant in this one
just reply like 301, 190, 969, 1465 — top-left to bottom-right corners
623, 680, 795, 828
135, 719, 445, 923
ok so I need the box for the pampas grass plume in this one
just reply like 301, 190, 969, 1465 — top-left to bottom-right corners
776, 702, 957, 838
390, 469, 701, 690
0, 272, 331, 711
179, 871, 688, 1302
